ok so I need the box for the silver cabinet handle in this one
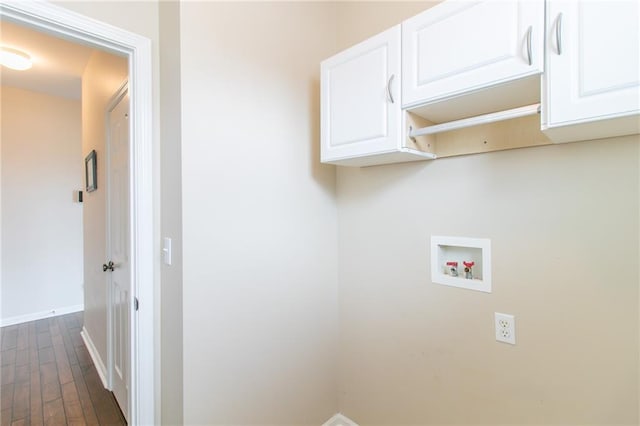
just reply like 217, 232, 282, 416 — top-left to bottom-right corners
526, 26, 533, 66
386, 74, 395, 104
556, 13, 563, 55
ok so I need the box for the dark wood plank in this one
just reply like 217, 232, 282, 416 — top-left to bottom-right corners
2, 360, 16, 385
82, 367, 113, 423
38, 363, 58, 386
83, 366, 125, 425
56, 361, 73, 386
15, 349, 29, 367
15, 364, 30, 383
62, 396, 85, 425
34, 321, 48, 335
11, 380, 30, 421
28, 323, 39, 373
48, 321, 60, 339
36, 333, 52, 351
61, 381, 78, 403
2, 382, 15, 411
52, 336, 73, 385
70, 332, 83, 350
2, 348, 17, 366
2, 312, 125, 426
62, 334, 79, 367
63, 400, 85, 426
62, 329, 80, 366
11, 418, 28, 426
30, 366, 43, 426
62, 315, 79, 331
2, 407, 13, 425
42, 398, 66, 426
16, 323, 29, 351
41, 381, 61, 404
37, 347, 54, 366
30, 413, 44, 426
2, 326, 19, 351
69, 364, 99, 426
73, 345, 92, 371
61, 381, 84, 423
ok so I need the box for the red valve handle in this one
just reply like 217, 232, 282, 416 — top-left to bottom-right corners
446, 261, 458, 266
463, 261, 475, 268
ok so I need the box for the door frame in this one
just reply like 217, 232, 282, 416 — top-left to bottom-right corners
0, 2, 155, 424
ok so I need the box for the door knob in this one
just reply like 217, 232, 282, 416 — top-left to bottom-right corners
102, 261, 115, 272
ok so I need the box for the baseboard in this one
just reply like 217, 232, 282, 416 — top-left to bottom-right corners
80, 326, 109, 389
322, 413, 358, 426
0, 304, 84, 327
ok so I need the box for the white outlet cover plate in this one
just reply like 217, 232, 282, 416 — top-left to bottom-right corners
322, 414, 358, 426
495, 312, 515, 344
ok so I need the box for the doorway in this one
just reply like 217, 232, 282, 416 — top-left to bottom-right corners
0, 2, 155, 424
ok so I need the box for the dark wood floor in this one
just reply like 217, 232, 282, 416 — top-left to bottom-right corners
1, 312, 126, 425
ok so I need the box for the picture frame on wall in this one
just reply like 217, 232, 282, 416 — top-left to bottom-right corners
85, 150, 97, 192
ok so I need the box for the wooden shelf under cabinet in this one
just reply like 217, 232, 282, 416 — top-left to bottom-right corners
406, 111, 552, 159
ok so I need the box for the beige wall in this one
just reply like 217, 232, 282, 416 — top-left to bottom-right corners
1, 86, 83, 323
334, 1, 434, 52
158, 1, 183, 424
179, 2, 339, 424
334, 3, 639, 424
337, 137, 639, 424
80, 50, 128, 369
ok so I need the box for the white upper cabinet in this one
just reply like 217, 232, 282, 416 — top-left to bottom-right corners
320, 0, 640, 167
321, 25, 434, 166
321, 26, 400, 165
402, 0, 544, 109
542, 0, 640, 143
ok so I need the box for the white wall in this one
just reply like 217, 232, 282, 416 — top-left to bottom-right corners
333, 3, 639, 424
179, 2, 339, 424
80, 50, 128, 367
1, 86, 84, 325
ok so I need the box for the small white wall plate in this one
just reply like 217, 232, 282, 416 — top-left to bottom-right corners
322, 413, 359, 426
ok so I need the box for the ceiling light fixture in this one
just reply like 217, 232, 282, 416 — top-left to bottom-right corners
0, 47, 33, 70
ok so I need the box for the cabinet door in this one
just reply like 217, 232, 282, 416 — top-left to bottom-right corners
402, 0, 544, 108
321, 25, 401, 163
543, 0, 640, 131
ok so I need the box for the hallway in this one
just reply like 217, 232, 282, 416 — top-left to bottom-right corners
1, 312, 126, 425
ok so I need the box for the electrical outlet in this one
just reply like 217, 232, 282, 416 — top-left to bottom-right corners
495, 312, 515, 344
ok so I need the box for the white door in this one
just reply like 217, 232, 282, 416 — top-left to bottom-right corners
402, 0, 544, 108
320, 25, 402, 164
106, 85, 130, 421
543, 0, 640, 128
